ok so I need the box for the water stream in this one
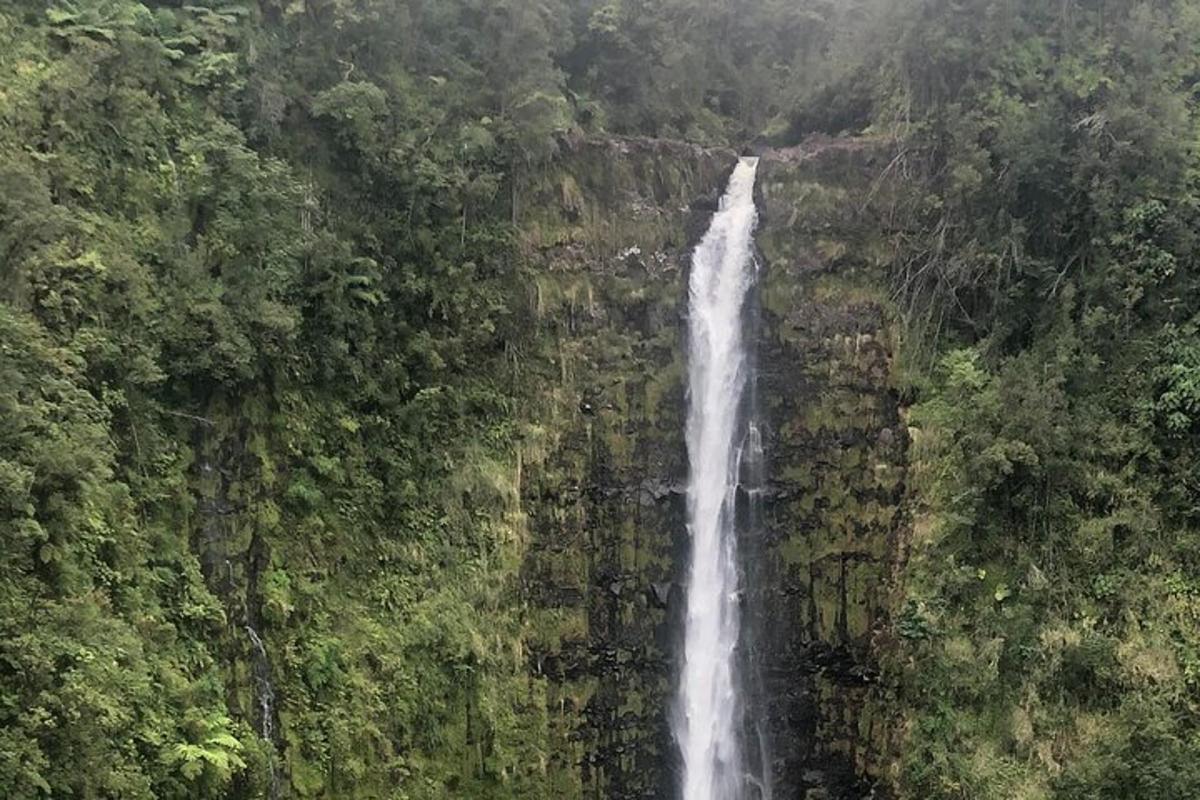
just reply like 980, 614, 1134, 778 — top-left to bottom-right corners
246, 624, 280, 800
674, 157, 762, 800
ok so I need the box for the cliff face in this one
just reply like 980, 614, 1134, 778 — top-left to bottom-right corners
516, 136, 737, 800
517, 136, 906, 798
753, 139, 905, 798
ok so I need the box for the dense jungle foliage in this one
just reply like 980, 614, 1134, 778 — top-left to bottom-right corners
852, 3, 1200, 798
4, 0, 1200, 798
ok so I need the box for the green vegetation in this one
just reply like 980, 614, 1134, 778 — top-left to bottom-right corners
829, 2, 1200, 798
5, 0, 1200, 797
0, 0, 539, 796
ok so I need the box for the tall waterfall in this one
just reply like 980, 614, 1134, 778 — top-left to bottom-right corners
674, 157, 761, 800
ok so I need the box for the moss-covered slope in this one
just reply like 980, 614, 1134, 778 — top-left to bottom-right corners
752, 137, 906, 798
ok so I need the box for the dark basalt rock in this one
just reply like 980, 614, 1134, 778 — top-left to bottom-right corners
750, 139, 906, 798
648, 581, 672, 609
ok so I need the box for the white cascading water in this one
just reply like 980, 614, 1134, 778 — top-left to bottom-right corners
674, 157, 760, 800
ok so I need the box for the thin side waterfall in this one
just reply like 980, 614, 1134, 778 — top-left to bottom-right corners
246, 624, 280, 800
674, 157, 761, 800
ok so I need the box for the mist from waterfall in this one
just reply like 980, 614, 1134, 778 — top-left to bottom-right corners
674, 157, 761, 800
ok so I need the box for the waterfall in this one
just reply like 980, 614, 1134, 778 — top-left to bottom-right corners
674, 157, 761, 800
246, 624, 280, 800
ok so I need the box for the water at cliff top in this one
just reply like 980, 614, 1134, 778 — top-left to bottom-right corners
674, 157, 760, 800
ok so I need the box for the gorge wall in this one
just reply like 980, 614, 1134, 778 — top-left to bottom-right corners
517, 135, 906, 798
753, 140, 906, 798
171, 134, 907, 800
516, 137, 737, 800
